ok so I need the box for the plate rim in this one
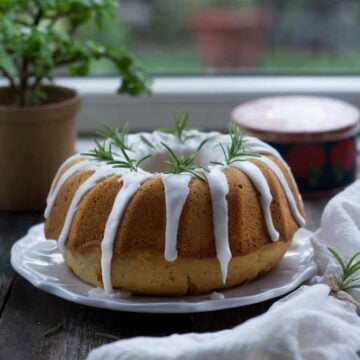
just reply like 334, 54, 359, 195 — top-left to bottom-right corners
11, 224, 318, 314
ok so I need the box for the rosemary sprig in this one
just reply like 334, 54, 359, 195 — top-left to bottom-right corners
211, 125, 260, 166
42, 323, 62, 337
140, 134, 156, 149
82, 140, 114, 162
328, 247, 360, 291
97, 123, 131, 150
82, 140, 150, 171
197, 137, 211, 151
161, 142, 208, 181
158, 112, 198, 143
95, 332, 120, 341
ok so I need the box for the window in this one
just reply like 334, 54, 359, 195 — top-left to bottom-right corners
45, 1, 360, 132
78, 0, 360, 75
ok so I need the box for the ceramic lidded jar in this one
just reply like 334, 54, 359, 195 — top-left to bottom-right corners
232, 96, 359, 195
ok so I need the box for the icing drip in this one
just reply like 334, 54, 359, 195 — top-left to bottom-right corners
209, 291, 225, 300
161, 174, 192, 261
88, 287, 131, 299
233, 161, 280, 241
245, 137, 303, 204
48, 154, 82, 194
101, 173, 151, 294
57, 169, 113, 253
45, 159, 93, 219
206, 167, 232, 284
255, 157, 305, 227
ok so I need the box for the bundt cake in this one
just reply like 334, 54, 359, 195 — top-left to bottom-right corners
44, 117, 305, 296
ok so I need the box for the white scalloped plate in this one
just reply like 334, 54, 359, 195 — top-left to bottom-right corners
11, 224, 317, 313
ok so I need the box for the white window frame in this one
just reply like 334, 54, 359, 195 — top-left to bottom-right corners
4, 75, 360, 133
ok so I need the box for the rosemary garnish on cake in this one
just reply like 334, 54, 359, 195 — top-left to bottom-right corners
328, 247, 360, 291
82, 140, 150, 172
97, 123, 131, 150
211, 125, 260, 166
158, 112, 199, 143
161, 142, 208, 181
140, 134, 156, 149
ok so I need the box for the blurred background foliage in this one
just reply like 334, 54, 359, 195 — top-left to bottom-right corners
71, 0, 360, 74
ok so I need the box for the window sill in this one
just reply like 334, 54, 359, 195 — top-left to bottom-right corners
2, 75, 360, 133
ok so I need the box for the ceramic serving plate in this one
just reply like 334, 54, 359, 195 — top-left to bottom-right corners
11, 224, 317, 313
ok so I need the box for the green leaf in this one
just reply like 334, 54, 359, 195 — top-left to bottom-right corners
328, 247, 346, 274
140, 135, 155, 149
95, 332, 120, 341
345, 251, 360, 273
197, 138, 210, 151
161, 142, 206, 181
0, 0, 149, 106
69, 60, 89, 75
328, 247, 360, 292
42, 323, 62, 337
158, 128, 174, 134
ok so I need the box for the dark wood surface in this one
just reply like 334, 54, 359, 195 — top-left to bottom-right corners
0, 197, 329, 360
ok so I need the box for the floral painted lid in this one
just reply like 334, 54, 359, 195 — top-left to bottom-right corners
231, 96, 360, 142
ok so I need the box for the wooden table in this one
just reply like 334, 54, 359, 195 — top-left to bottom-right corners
0, 197, 329, 359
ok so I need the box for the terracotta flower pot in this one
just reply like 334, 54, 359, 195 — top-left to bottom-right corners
189, 6, 272, 68
0, 85, 80, 210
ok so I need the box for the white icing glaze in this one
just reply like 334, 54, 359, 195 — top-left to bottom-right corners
209, 291, 225, 300
232, 161, 280, 241
245, 136, 304, 205
161, 173, 192, 262
57, 168, 113, 252
101, 172, 152, 294
47, 130, 307, 292
255, 157, 305, 227
206, 167, 232, 284
45, 159, 93, 219
88, 287, 131, 299
48, 153, 82, 194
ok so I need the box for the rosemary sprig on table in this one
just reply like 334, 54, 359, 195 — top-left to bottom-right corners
42, 323, 62, 338
82, 140, 150, 171
158, 112, 198, 143
161, 142, 208, 181
97, 123, 131, 150
95, 332, 120, 341
328, 247, 360, 291
211, 125, 260, 166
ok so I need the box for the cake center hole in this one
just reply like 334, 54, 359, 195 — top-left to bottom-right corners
139, 149, 206, 173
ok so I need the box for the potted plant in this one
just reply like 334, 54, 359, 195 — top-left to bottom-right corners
0, 0, 150, 211
188, 0, 272, 68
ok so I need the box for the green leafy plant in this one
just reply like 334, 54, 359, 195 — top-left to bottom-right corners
161, 142, 208, 181
0, 0, 150, 106
211, 125, 260, 166
158, 112, 199, 143
328, 247, 360, 291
